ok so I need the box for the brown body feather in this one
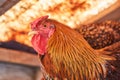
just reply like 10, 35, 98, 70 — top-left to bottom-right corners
41, 19, 108, 80
100, 41, 120, 80
75, 21, 120, 49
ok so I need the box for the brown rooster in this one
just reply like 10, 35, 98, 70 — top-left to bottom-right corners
29, 15, 120, 80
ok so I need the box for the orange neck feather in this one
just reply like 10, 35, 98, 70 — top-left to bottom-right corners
47, 19, 106, 80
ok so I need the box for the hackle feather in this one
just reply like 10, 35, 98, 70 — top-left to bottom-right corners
44, 19, 107, 80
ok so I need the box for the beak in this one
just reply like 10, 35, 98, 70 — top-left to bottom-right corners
28, 31, 38, 36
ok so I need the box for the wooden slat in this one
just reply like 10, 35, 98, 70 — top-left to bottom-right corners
0, 0, 20, 15
0, 48, 40, 67
96, 7, 120, 22
0, 63, 36, 80
83, 0, 120, 24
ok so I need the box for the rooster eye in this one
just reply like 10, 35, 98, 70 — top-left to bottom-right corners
44, 24, 47, 27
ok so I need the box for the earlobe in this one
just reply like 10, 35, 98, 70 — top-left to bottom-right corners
48, 29, 55, 38
50, 24, 55, 29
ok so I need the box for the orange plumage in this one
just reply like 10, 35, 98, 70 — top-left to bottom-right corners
29, 16, 120, 80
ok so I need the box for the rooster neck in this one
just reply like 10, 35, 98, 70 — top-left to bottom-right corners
46, 20, 107, 79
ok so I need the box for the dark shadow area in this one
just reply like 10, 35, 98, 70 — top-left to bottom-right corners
0, 40, 37, 54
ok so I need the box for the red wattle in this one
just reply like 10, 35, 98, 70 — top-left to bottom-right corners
31, 34, 48, 55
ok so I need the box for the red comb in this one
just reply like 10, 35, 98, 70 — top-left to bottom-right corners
30, 15, 49, 29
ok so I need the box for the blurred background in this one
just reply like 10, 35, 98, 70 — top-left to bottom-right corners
0, 0, 120, 80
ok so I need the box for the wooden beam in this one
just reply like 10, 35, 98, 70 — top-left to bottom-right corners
0, 48, 40, 67
0, 0, 20, 15
83, 0, 120, 24
96, 7, 120, 22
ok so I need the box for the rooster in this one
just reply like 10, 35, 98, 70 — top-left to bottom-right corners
29, 15, 120, 80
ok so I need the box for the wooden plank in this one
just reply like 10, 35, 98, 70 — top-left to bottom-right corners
0, 0, 20, 15
96, 7, 120, 22
0, 48, 40, 67
83, 0, 120, 24
0, 62, 36, 80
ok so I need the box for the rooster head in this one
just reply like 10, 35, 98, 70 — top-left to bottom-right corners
29, 15, 55, 55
